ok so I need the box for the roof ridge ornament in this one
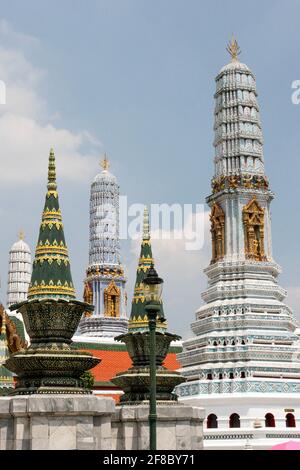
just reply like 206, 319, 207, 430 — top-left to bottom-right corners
226, 36, 241, 62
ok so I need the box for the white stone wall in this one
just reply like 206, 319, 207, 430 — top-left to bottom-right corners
180, 393, 300, 450
111, 405, 204, 450
0, 396, 204, 450
0, 395, 114, 450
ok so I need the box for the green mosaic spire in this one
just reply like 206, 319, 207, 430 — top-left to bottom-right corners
28, 148, 75, 301
129, 206, 166, 331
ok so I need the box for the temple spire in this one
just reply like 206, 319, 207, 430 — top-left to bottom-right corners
129, 206, 166, 331
78, 155, 128, 337
213, 40, 265, 180
27, 148, 75, 301
7, 233, 32, 307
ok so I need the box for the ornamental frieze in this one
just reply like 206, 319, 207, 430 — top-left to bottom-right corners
211, 174, 269, 194
177, 380, 300, 397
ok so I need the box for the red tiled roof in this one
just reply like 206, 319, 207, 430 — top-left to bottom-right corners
81, 348, 181, 383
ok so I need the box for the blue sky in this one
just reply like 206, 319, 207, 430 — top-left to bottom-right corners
0, 0, 300, 337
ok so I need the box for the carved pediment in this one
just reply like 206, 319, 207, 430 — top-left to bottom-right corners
105, 281, 120, 297
243, 198, 266, 261
104, 281, 121, 318
243, 198, 264, 219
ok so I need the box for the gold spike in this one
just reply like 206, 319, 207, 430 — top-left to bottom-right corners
100, 153, 110, 171
226, 36, 241, 62
19, 230, 25, 240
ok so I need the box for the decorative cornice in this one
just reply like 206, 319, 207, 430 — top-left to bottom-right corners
36, 243, 68, 256
28, 283, 75, 298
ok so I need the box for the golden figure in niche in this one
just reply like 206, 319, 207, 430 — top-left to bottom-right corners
104, 281, 120, 318
243, 198, 266, 261
83, 282, 93, 304
83, 282, 93, 317
210, 203, 225, 263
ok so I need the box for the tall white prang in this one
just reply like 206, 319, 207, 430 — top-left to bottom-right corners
78, 156, 128, 338
177, 39, 300, 449
7, 232, 32, 308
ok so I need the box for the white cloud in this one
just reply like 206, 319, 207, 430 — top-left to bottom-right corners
0, 21, 100, 185
0, 113, 101, 184
0, 19, 39, 49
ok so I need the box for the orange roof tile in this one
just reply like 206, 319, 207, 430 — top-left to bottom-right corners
81, 348, 181, 383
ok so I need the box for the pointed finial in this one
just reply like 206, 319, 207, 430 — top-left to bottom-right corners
100, 153, 110, 171
226, 36, 241, 62
143, 206, 150, 241
19, 230, 24, 241
47, 148, 57, 191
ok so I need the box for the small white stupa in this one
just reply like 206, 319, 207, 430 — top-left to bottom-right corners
7, 231, 32, 308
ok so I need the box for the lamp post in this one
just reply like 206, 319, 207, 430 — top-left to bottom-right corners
144, 264, 164, 452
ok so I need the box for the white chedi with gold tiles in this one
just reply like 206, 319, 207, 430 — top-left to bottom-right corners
177, 40, 300, 450
78, 156, 128, 338
7, 232, 32, 308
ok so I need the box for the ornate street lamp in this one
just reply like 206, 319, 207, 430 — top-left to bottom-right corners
144, 264, 164, 451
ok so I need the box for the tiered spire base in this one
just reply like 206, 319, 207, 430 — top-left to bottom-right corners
5, 299, 100, 395
112, 331, 184, 403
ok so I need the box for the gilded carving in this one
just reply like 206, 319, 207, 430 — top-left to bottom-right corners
212, 174, 269, 194
0, 305, 27, 353
243, 198, 266, 261
83, 282, 93, 317
210, 203, 225, 263
83, 282, 93, 304
104, 281, 120, 318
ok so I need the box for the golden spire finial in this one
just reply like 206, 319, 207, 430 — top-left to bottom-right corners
100, 153, 110, 171
19, 230, 25, 241
226, 36, 241, 62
